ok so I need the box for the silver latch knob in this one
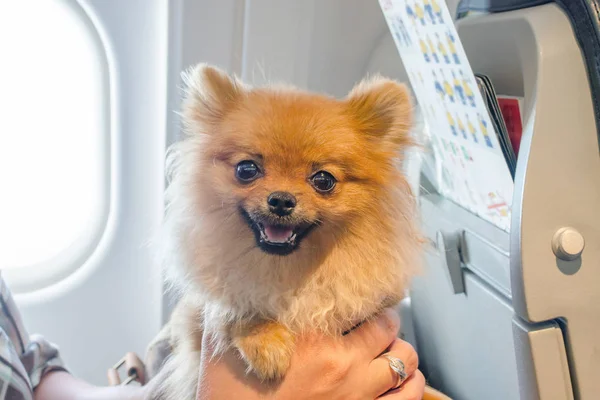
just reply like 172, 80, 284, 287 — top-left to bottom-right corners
552, 227, 585, 261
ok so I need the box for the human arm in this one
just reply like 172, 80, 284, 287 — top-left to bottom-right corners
34, 370, 147, 400
0, 274, 148, 400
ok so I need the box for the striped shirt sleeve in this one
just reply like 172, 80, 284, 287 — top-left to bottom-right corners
0, 275, 67, 399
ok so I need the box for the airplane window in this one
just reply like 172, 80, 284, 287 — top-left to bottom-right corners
0, 0, 109, 292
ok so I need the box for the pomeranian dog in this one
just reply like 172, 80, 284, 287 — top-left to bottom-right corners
150, 63, 422, 399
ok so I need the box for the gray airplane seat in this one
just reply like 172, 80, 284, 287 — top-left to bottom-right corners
409, 1, 600, 399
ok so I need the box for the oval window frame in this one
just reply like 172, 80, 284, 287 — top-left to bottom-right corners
2, 0, 111, 294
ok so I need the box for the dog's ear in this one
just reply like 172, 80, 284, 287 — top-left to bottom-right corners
181, 63, 246, 131
345, 76, 413, 149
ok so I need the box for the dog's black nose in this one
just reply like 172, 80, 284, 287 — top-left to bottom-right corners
267, 191, 297, 216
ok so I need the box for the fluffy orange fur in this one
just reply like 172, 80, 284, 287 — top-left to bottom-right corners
149, 64, 422, 400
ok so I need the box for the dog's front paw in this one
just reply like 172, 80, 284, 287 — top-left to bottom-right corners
232, 321, 294, 382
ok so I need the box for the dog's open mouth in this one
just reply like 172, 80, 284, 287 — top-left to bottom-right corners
240, 208, 316, 255
255, 221, 314, 255
258, 223, 298, 245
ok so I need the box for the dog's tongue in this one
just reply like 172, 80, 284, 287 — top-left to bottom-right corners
264, 225, 294, 243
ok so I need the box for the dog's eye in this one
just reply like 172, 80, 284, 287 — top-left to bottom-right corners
310, 171, 336, 193
236, 160, 261, 182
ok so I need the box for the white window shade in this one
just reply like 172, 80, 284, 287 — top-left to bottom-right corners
0, 0, 110, 293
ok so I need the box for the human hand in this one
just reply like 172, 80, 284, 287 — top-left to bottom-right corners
197, 308, 425, 400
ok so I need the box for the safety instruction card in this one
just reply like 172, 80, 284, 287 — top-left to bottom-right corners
378, 0, 514, 232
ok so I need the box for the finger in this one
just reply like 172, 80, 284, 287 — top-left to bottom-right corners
368, 339, 419, 397
344, 308, 400, 360
378, 369, 426, 399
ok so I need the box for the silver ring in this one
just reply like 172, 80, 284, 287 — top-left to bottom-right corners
383, 354, 407, 389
